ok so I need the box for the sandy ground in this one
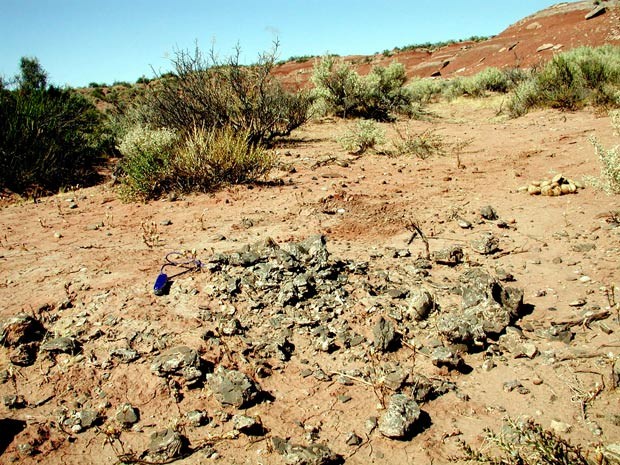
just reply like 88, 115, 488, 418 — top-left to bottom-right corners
1, 99, 619, 464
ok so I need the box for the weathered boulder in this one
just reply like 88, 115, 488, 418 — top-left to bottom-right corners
378, 394, 421, 439
150, 346, 204, 385
207, 366, 261, 408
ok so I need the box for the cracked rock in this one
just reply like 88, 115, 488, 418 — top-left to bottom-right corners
41, 336, 80, 354
432, 245, 464, 266
470, 233, 500, 255
378, 394, 421, 439
207, 366, 261, 408
116, 403, 140, 426
405, 287, 434, 321
271, 437, 342, 465
147, 428, 187, 461
431, 346, 464, 370
437, 269, 524, 347
150, 346, 204, 385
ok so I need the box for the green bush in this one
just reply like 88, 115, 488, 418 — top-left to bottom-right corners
339, 120, 385, 154
459, 417, 590, 465
141, 43, 310, 145
586, 110, 620, 194
172, 126, 275, 192
0, 58, 110, 194
117, 125, 179, 200
118, 124, 275, 200
508, 45, 620, 116
312, 56, 417, 120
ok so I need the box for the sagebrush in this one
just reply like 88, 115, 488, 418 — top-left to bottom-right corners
0, 57, 110, 194
586, 110, 620, 194
339, 120, 385, 154
139, 43, 310, 145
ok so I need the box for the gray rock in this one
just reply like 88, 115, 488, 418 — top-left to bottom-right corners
76, 409, 100, 429
116, 403, 139, 426
148, 428, 187, 461
480, 205, 498, 220
3, 394, 26, 409
233, 414, 264, 435
378, 394, 421, 439
345, 432, 362, 446
150, 346, 203, 384
0, 314, 45, 347
470, 233, 499, 255
410, 374, 456, 403
437, 269, 524, 347
585, 5, 606, 20
41, 336, 79, 354
613, 358, 620, 389
373, 317, 398, 352
185, 409, 209, 427
431, 346, 464, 370
110, 348, 140, 363
405, 288, 434, 321
207, 366, 261, 408
432, 245, 464, 266
271, 437, 341, 465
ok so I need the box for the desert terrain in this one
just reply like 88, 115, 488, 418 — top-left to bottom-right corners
1, 2, 620, 465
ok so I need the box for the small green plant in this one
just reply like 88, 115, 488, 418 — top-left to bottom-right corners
507, 45, 620, 117
392, 126, 445, 159
586, 110, 620, 194
339, 120, 385, 154
458, 417, 590, 465
312, 56, 417, 120
117, 125, 179, 200
172, 125, 276, 192
0, 57, 110, 194
118, 124, 276, 200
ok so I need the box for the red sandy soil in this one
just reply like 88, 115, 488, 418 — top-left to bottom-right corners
1, 98, 619, 464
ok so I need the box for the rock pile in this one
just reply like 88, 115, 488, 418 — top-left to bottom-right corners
520, 173, 584, 196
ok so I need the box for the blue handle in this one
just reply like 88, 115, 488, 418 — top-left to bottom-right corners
153, 273, 168, 295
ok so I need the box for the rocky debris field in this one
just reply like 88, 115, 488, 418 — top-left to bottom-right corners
1, 102, 620, 464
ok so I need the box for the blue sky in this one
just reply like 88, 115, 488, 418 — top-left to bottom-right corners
1, 0, 576, 88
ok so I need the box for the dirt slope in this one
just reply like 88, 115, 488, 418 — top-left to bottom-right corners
275, 1, 620, 89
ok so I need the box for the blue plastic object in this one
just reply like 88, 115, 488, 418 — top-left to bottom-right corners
153, 273, 168, 295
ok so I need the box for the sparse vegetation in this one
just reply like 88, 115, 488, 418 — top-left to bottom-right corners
118, 123, 275, 200
458, 417, 590, 465
508, 45, 620, 117
140, 43, 311, 145
392, 126, 445, 159
586, 110, 620, 194
312, 56, 417, 120
338, 120, 385, 154
0, 57, 110, 195
384, 35, 491, 55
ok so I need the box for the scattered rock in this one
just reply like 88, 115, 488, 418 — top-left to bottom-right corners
437, 269, 524, 347
207, 366, 261, 408
150, 346, 204, 385
550, 420, 572, 433
116, 403, 140, 426
523, 174, 582, 196
3, 394, 26, 409
537, 43, 555, 52
373, 317, 398, 352
470, 233, 500, 255
271, 436, 342, 465
345, 432, 363, 446
378, 394, 422, 439
147, 429, 187, 461
233, 414, 265, 435
431, 346, 464, 371
480, 205, 498, 220
41, 336, 79, 354
585, 5, 606, 19
9, 342, 38, 366
110, 348, 140, 363
185, 409, 209, 427
405, 288, 435, 321
432, 245, 464, 266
